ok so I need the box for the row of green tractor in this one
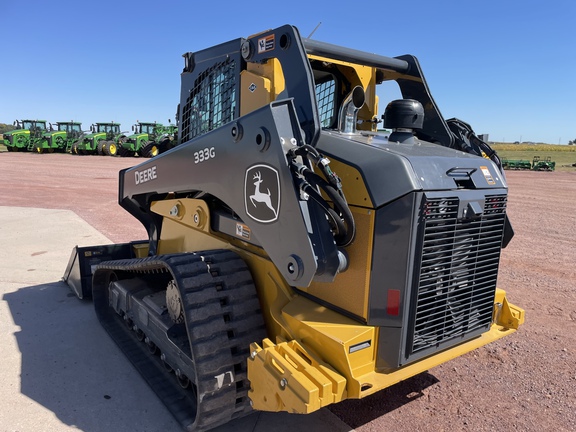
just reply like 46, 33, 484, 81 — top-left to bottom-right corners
1, 119, 178, 157
502, 155, 556, 171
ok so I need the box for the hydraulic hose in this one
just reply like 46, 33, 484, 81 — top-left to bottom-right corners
293, 163, 355, 247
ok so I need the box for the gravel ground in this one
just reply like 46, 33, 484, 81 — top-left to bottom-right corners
1, 153, 574, 431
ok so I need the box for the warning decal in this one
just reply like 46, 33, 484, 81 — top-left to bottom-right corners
480, 166, 496, 185
235, 223, 251, 240
257, 35, 275, 54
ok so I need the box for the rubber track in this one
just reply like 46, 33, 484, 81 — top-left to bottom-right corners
92, 250, 267, 431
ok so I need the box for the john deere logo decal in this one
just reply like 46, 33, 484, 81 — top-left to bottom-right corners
245, 164, 280, 223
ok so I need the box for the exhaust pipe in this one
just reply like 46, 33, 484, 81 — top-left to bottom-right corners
338, 86, 365, 134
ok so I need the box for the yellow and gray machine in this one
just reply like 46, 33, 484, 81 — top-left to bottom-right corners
64, 25, 524, 431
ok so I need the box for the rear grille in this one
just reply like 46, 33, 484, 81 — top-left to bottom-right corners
407, 194, 507, 358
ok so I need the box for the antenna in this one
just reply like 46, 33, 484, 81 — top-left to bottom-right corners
307, 22, 322, 39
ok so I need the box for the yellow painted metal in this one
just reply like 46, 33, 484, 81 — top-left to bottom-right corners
282, 296, 377, 382
150, 197, 294, 339
348, 320, 523, 400
150, 198, 271, 257
303, 207, 374, 319
307, 54, 379, 131
132, 243, 149, 258
240, 70, 271, 116
494, 288, 525, 329
251, 293, 524, 412
240, 59, 286, 116
248, 338, 347, 413
234, 250, 294, 342
317, 157, 373, 208
151, 199, 228, 254
149, 198, 525, 415
239, 52, 381, 129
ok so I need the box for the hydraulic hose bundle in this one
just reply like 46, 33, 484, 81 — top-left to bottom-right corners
447, 118, 504, 174
288, 144, 355, 247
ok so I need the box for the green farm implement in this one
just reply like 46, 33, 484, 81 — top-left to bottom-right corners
73, 122, 125, 156
36, 121, 84, 153
3, 120, 48, 152
531, 156, 555, 171
502, 156, 555, 171
119, 121, 178, 157
502, 158, 532, 170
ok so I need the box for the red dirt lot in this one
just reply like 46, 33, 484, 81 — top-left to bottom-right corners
1, 152, 575, 431
0, 152, 146, 243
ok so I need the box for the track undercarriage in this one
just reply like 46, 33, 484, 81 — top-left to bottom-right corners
92, 250, 266, 431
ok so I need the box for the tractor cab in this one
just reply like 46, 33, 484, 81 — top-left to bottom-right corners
57, 122, 83, 140
133, 122, 157, 135
94, 122, 121, 140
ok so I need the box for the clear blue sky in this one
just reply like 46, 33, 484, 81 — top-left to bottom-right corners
1, 0, 574, 144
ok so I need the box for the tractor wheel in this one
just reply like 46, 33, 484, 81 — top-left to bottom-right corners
105, 142, 118, 156
137, 141, 149, 157
97, 141, 106, 155
116, 138, 128, 157
36, 147, 44, 154
159, 138, 173, 153
55, 137, 65, 152
141, 142, 159, 158
117, 147, 135, 157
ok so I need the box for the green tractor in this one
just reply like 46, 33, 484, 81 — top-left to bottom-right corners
119, 121, 178, 157
35, 121, 84, 153
73, 122, 125, 156
3, 119, 48, 152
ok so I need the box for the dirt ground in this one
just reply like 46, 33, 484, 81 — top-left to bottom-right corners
1, 152, 575, 431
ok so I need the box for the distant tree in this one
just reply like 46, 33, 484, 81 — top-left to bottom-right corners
0, 123, 15, 134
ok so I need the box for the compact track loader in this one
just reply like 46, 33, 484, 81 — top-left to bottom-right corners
64, 25, 524, 431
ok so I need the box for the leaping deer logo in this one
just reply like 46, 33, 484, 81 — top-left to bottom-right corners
249, 172, 278, 218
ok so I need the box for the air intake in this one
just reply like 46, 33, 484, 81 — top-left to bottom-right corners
405, 194, 507, 362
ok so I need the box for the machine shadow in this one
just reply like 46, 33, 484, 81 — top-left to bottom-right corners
2, 281, 351, 432
3, 280, 180, 432
327, 372, 440, 428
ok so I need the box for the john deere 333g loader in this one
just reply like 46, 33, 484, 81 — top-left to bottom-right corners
64, 25, 524, 431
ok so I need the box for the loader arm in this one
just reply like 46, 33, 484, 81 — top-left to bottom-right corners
120, 25, 354, 286
119, 100, 341, 286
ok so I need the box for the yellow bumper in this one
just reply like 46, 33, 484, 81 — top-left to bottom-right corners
248, 288, 524, 413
